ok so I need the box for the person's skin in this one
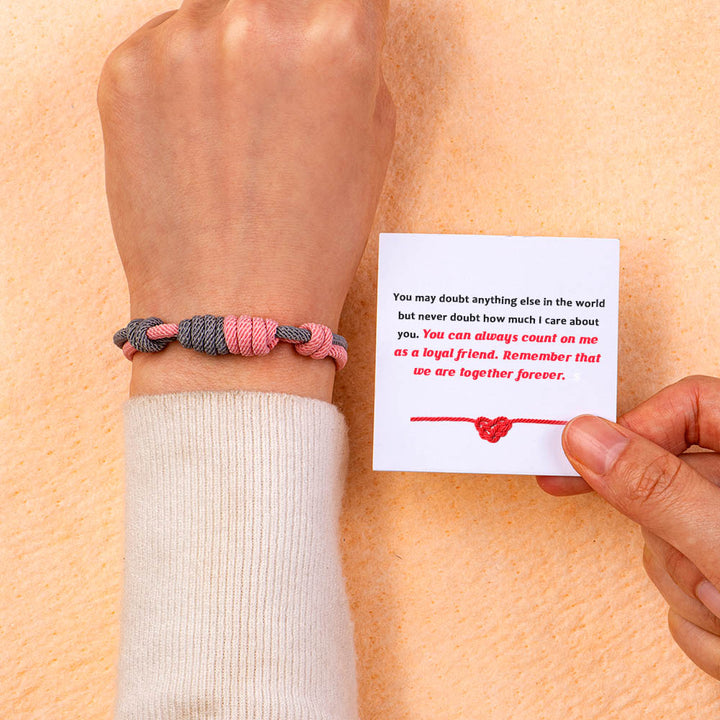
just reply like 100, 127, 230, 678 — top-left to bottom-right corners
538, 375, 720, 679
97, 0, 395, 402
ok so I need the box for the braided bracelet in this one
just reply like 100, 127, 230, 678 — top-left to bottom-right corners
113, 315, 348, 370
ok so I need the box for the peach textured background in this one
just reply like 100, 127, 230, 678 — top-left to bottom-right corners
3, 1, 720, 718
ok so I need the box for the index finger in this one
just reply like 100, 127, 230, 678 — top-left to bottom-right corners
619, 375, 720, 455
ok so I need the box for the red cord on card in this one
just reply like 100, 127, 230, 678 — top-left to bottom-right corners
410, 415, 567, 443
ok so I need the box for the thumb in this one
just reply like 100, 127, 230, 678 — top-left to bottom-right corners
562, 415, 720, 587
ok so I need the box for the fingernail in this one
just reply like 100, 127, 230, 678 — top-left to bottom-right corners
696, 579, 720, 618
563, 415, 629, 475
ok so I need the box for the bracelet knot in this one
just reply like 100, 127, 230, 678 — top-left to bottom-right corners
178, 315, 228, 355
295, 323, 334, 359
224, 315, 279, 356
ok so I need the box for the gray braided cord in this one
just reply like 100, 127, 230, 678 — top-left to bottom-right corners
178, 315, 229, 355
276, 325, 348, 350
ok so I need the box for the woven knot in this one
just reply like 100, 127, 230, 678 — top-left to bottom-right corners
295, 323, 334, 359
474, 416, 513, 443
178, 315, 229, 355
124, 317, 172, 353
224, 315, 279, 356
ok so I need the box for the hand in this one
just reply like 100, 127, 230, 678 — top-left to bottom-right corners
97, 0, 395, 399
538, 376, 720, 679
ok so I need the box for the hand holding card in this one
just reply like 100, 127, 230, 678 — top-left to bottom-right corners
373, 234, 620, 476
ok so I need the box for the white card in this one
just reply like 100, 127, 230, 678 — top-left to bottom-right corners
372, 234, 619, 476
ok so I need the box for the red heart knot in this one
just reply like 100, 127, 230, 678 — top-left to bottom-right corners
474, 416, 514, 443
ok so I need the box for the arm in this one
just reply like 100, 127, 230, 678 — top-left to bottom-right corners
97, 1, 395, 716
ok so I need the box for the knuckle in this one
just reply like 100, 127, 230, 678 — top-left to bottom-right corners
220, 12, 251, 52
217, 4, 382, 80
219, 7, 292, 67
623, 451, 684, 508
97, 42, 148, 109
333, 4, 374, 46
311, 4, 380, 71
679, 374, 709, 387
158, 23, 206, 70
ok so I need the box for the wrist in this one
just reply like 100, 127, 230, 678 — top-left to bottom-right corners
120, 302, 345, 402
129, 341, 336, 402
128, 292, 344, 334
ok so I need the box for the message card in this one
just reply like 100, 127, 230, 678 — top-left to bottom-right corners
373, 234, 619, 476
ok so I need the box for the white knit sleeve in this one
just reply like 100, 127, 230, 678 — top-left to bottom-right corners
114, 390, 359, 720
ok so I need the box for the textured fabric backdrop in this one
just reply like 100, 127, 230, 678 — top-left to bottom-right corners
3, 1, 720, 717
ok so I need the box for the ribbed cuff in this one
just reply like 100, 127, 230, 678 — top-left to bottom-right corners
114, 391, 358, 720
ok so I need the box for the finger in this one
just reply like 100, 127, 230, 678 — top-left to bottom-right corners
642, 528, 706, 601
536, 446, 720, 499
680, 451, 720, 486
618, 375, 720, 454
644, 528, 720, 626
562, 415, 720, 588
535, 475, 593, 496
642, 539, 720, 636
668, 609, 720, 680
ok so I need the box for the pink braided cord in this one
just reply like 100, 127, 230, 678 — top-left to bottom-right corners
295, 323, 333, 357
294, 323, 347, 369
279, 322, 348, 370
122, 342, 137, 361
326, 343, 348, 371
148, 323, 179, 339
224, 315, 279, 356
